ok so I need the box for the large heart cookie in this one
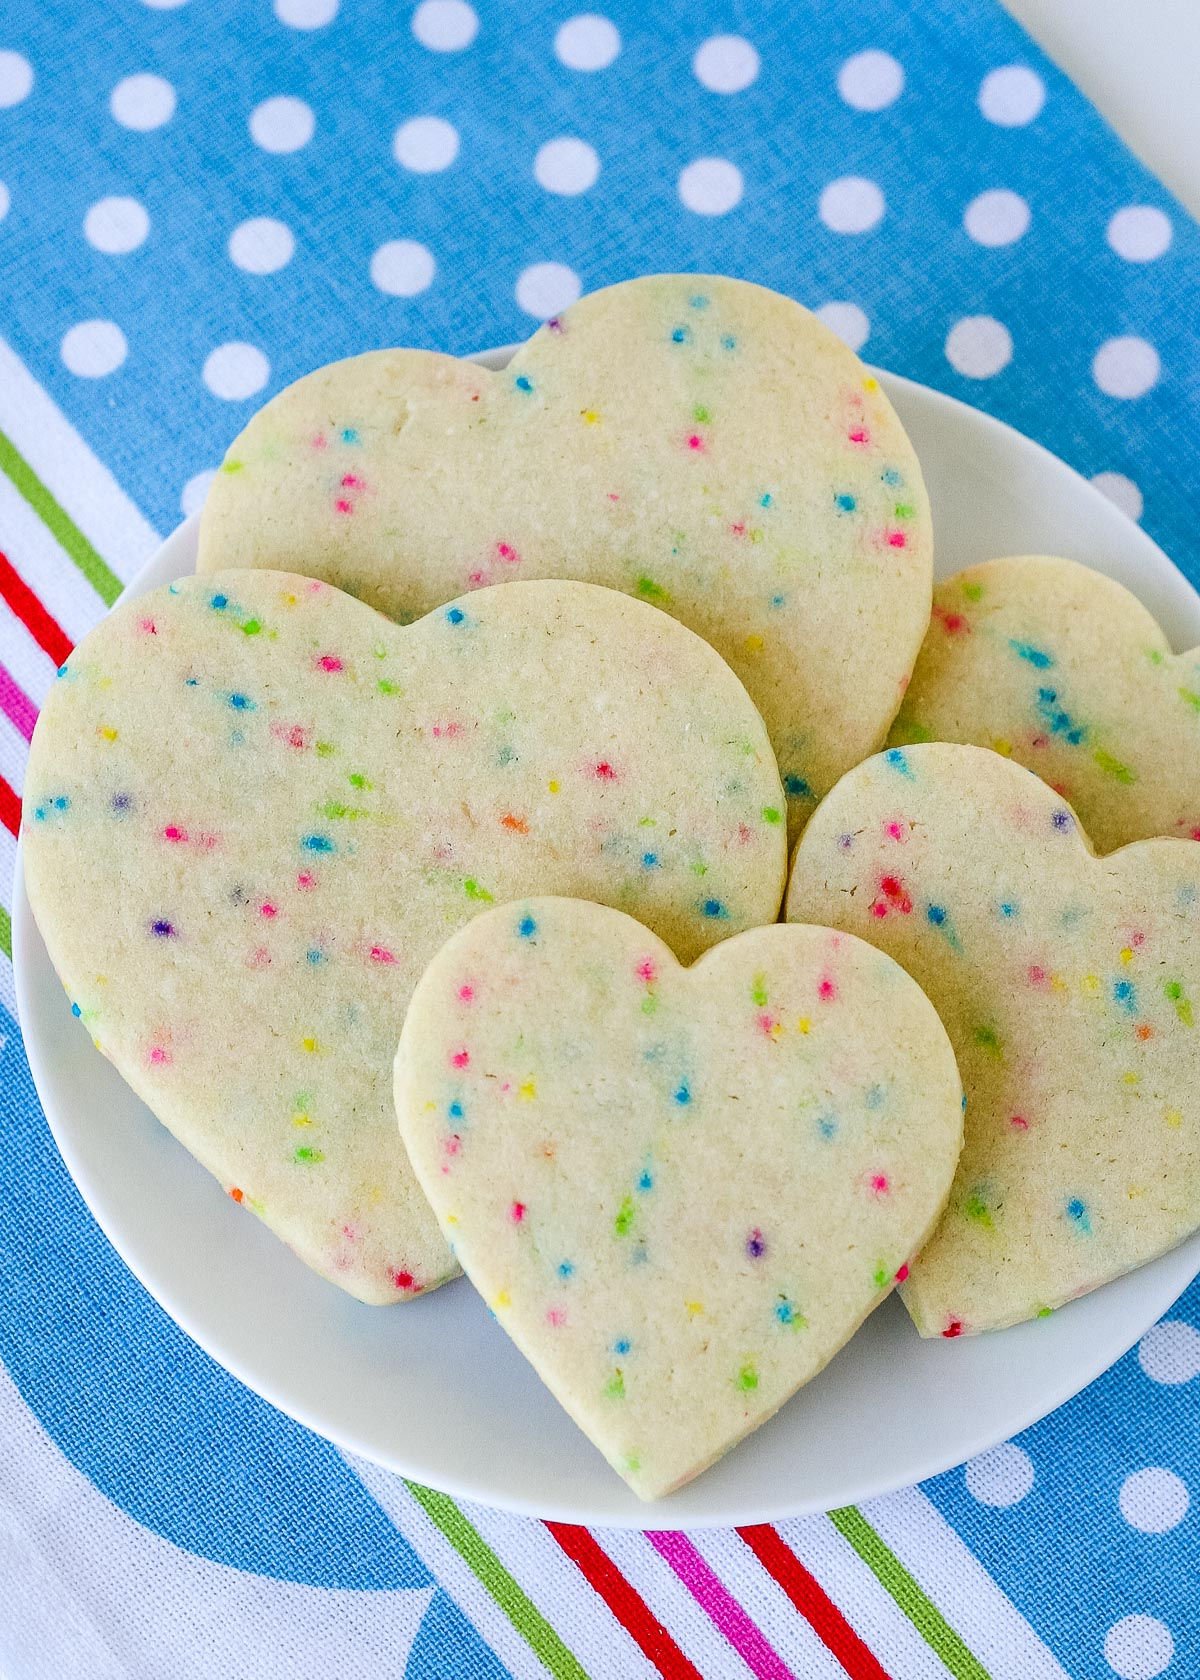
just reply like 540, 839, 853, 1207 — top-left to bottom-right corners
394, 899, 962, 1498
787, 742, 1200, 1335
890, 554, 1200, 852
23, 572, 785, 1303
198, 274, 932, 839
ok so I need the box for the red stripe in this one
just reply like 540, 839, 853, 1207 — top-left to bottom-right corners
0, 773, 20, 839
737, 1526, 893, 1680
0, 548, 74, 667
544, 1523, 704, 1680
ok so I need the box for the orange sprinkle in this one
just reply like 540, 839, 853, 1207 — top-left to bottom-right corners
501, 812, 529, 833
229, 1187, 244, 1203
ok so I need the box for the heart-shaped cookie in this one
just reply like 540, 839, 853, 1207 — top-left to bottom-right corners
198, 274, 932, 840
394, 899, 962, 1498
787, 742, 1200, 1335
890, 554, 1200, 852
23, 572, 785, 1304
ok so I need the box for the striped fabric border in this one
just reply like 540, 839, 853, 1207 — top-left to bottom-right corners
0, 336, 1075, 1680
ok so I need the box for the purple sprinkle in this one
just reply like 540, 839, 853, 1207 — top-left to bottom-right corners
151, 919, 176, 938
1051, 809, 1072, 831
746, 1228, 767, 1259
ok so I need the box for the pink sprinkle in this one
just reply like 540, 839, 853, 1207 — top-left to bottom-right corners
510, 1201, 526, 1224
341, 473, 363, 489
546, 1306, 566, 1327
870, 1174, 890, 1196
848, 427, 870, 445
636, 959, 657, 984
468, 569, 488, 586
311, 433, 328, 450
451, 1047, 470, 1069
343, 1224, 360, 1241
443, 1134, 462, 1157
1130, 930, 1146, 947
730, 521, 747, 538
248, 946, 271, 969
818, 977, 837, 1002
147, 1046, 171, 1066
593, 761, 618, 780
687, 433, 705, 451
606, 491, 620, 502
887, 530, 907, 548
885, 820, 904, 842
871, 901, 888, 918
139, 617, 157, 635
432, 721, 464, 739
1027, 965, 1048, 988
757, 1012, 778, 1037
370, 945, 397, 965
163, 825, 187, 843
1010, 1114, 1030, 1131
334, 499, 353, 514
391, 1268, 419, 1292
260, 902, 277, 919
458, 983, 475, 1003
317, 654, 344, 672
297, 871, 317, 890
496, 541, 521, 564
737, 823, 752, 844
895, 1263, 910, 1283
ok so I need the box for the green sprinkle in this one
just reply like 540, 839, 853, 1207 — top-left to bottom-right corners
373, 643, 388, 660
963, 1190, 995, 1229
315, 740, 335, 757
1166, 980, 1194, 1027
377, 678, 402, 696
693, 404, 711, 424
974, 1024, 1003, 1058
894, 502, 915, 519
319, 801, 368, 820
624, 1453, 641, 1474
220, 459, 244, 474
640, 990, 659, 1017
761, 806, 782, 824
614, 1195, 636, 1237
241, 618, 262, 637
1179, 687, 1200, 712
294, 1146, 324, 1164
1036, 1305, 1053, 1319
962, 580, 983, 602
464, 878, 495, 903
751, 973, 769, 1008
636, 575, 669, 603
689, 859, 708, 877
348, 772, 373, 789
1093, 748, 1135, 784
872, 1264, 889, 1289
604, 1369, 625, 1399
1146, 648, 1165, 666
737, 1363, 759, 1392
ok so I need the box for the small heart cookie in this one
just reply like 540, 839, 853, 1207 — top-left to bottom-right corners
890, 554, 1200, 852
23, 572, 785, 1303
198, 273, 933, 839
787, 742, 1200, 1336
394, 899, 962, 1498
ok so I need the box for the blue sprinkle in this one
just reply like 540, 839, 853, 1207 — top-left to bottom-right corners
517, 914, 537, 939
673, 1084, 691, 1106
638, 1170, 654, 1192
784, 773, 811, 799
228, 692, 254, 711
999, 902, 1017, 918
111, 793, 132, 814
558, 1261, 575, 1279
151, 919, 175, 938
760, 492, 773, 508
1113, 979, 1137, 1013
306, 948, 325, 965
834, 492, 857, 514
210, 594, 228, 610
881, 467, 903, 487
70, 1002, 81, 1018
865, 1084, 884, 1110
817, 1115, 838, 1140
641, 852, 660, 869
770, 593, 785, 608
632, 1242, 649, 1265
53, 796, 69, 810
1051, 809, 1073, 831
301, 834, 335, 853
341, 427, 360, 444
33, 806, 45, 822
721, 334, 737, 350
497, 745, 515, 765
613, 1337, 631, 1355
689, 294, 709, 309
1066, 1197, 1092, 1235
927, 905, 947, 926
446, 606, 466, 625
184, 677, 199, 687
775, 1300, 798, 1325
670, 325, 690, 344
1010, 639, 1054, 669
448, 1101, 464, 1120
56, 663, 69, 678
514, 374, 534, 393
884, 748, 914, 778
701, 898, 729, 920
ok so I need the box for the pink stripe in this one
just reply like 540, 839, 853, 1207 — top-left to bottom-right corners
0, 662, 37, 742
646, 1531, 797, 1680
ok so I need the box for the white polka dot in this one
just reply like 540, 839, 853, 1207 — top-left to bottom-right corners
0, 50, 33, 109
979, 65, 1045, 126
515, 261, 581, 320
1092, 471, 1143, 522
140, 0, 189, 9
0, 182, 10, 223
181, 468, 217, 517
393, 115, 459, 173
1104, 1615, 1174, 1680
275, 0, 337, 26
203, 342, 270, 401
965, 1442, 1035, 1506
110, 73, 176, 131
946, 315, 1013, 379
370, 239, 435, 296
554, 14, 620, 71
815, 301, 869, 352
249, 95, 314, 154
412, 0, 478, 52
1140, 1319, 1200, 1383
837, 49, 904, 112
228, 217, 294, 274
693, 35, 760, 95
533, 137, 599, 196
1094, 336, 1160, 400
61, 320, 127, 379
1120, 1467, 1189, 1533
83, 196, 150, 255
964, 188, 1030, 247
819, 175, 884, 234
1108, 206, 1173, 264
678, 157, 743, 217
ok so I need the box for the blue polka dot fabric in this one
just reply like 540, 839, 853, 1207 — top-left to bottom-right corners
1, 1, 1199, 1677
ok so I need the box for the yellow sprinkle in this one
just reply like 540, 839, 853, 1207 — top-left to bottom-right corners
494, 1289, 511, 1311
281, 591, 298, 607
1120, 947, 1134, 965
1050, 974, 1069, 994
744, 634, 764, 655
863, 376, 879, 391
368, 1185, 384, 1204
1122, 1071, 1140, 1086
686, 1300, 704, 1318
519, 1079, 537, 1100
1166, 1108, 1183, 1129
445, 1212, 459, 1226
301, 1036, 318, 1053
796, 1017, 811, 1035
581, 408, 600, 425
991, 736, 1013, 757
1081, 973, 1100, 995
292, 1112, 313, 1127
98, 725, 118, 743
548, 779, 560, 794
1127, 1185, 1145, 1199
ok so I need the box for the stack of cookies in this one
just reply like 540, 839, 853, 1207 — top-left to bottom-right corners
23, 275, 1200, 1501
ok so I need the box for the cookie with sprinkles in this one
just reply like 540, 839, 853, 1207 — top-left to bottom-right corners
786, 741, 1200, 1336
198, 273, 933, 840
23, 571, 785, 1304
394, 899, 962, 1499
891, 554, 1200, 853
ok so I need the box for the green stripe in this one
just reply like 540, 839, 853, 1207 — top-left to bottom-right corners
0, 903, 10, 962
405, 1481, 592, 1680
0, 426, 122, 606
829, 1506, 993, 1680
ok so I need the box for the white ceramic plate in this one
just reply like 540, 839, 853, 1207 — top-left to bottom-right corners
14, 351, 1200, 1528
